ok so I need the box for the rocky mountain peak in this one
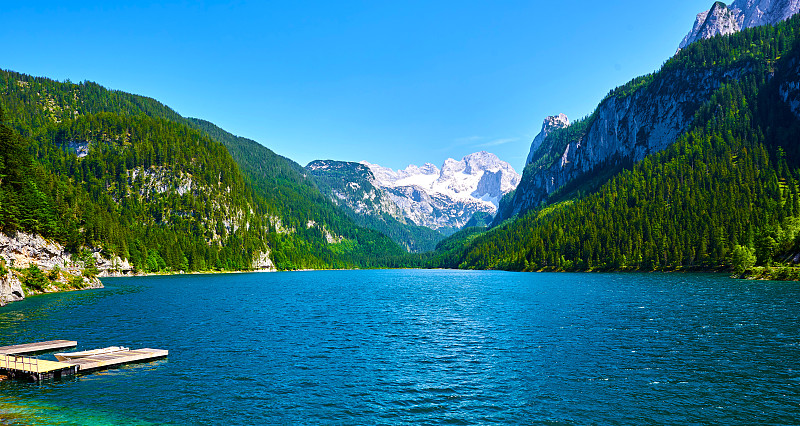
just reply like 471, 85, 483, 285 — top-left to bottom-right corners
463, 151, 505, 175
679, 0, 800, 50
404, 162, 440, 177
733, 0, 800, 27
360, 151, 520, 231
526, 114, 570, 165
417, 162, 439, 175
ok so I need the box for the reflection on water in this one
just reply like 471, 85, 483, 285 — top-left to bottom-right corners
0, 271, 799, 424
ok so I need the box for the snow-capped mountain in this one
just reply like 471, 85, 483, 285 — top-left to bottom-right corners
361, 151, 521, 231
679, 0, 800, 50
306, 160, 445, 252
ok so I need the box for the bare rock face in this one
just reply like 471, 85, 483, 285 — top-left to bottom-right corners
0, 231, 141, 306
679, 2, 741, 51
362, 151, 521, 231
526, 114, 570, 165
472, 170, 504, 200
502, 64, 751, 222
252, 250, 276, 271
0, 232, 71, 271
0, 272, 24, 307
679, 0, 800, 50
0, 232, 134, 278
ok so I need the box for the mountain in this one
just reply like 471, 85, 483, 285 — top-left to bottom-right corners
362, 151, 521, 232
525, 114, 569, 165
0, 67, 406, 286
305, 160, 444, 252
499, 0, 800, 225
497, 59, 749, 222
679, 0, 800, 50
495, 1, 800, 224
434, 13, 800, 273
184, 119, 406, 267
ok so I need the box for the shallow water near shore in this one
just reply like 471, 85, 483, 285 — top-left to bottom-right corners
1, 270, 799, 424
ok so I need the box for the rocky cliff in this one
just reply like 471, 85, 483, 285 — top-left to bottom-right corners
306, 160, 445, 252
500, 64, 751, 222
363, 151, 521, 231
0, 231, 137, 306
501, 2, 800, 224
0, 271, 24, 306
526, 114, 570, 165
679, 0, 800, 50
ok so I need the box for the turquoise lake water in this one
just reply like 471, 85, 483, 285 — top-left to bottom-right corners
0, 270, 799, 424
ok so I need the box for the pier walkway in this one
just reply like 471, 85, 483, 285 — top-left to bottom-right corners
0, 341, 168, 381
66, 348, 169, 373
0, 340, 77, 355
0, 355, 77, 381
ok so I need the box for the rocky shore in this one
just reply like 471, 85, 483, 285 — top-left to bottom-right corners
0, 232, 278, 307
0, 232, 135, 307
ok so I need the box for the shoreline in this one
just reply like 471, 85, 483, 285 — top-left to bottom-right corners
4, 265, 793, 309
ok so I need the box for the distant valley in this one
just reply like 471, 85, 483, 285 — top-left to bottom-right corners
307, 151, 520, 252
4, 0, 800, 306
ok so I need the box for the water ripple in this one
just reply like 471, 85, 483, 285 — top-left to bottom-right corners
1, 271, 799, 424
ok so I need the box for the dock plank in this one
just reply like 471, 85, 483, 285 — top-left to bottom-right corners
0, 356, 74, 374
65, 348, 169, 372
0, 340, 77, 355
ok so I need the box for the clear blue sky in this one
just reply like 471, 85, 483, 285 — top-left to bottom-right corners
3, 1, 709, 172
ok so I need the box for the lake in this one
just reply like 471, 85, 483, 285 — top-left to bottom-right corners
0, 270, 798, 424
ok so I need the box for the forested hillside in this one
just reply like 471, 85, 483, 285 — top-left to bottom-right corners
187, 119, 406, 267
306, 160, 444, 253
0, 70, 404, 273
431, 15, 800, 275
497, 13, 800, 225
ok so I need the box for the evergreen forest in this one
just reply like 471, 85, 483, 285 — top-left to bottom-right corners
2, 12, 800, 280
427, 15, 800, 278
0, 70, 404, 274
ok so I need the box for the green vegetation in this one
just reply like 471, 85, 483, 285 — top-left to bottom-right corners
186, 120, 407, 268
433, 15, 800, 276
499, 14, 800, 225
4, 13, 800, 280
305, 160, 444, 252
21, 265, 49, 292
0, 67, 406, 274
604, 73, 656, 100
732, 245, 757, 275
463, 211, 492, 228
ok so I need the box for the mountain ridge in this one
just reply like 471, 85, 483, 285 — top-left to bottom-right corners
432, 11, 800, 275
362, 151, 520, 231
497, 59, 752, 223
0, 66, 407, 290
679, 0, 800, 50
305, 159, 444, 252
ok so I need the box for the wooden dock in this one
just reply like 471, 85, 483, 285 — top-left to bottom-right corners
0, 354, 77, 381
65, 348, 169, 373
0, 340, 77, 355
0, 341, 168, 382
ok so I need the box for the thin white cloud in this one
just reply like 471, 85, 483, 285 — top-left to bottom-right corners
479, 137, 519, 147
454, 135, 484, 143
437, 135, 485, 152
